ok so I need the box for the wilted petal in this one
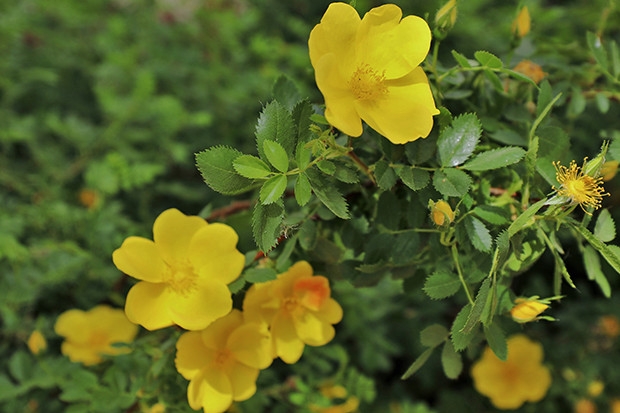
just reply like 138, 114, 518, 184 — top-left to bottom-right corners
112, 237, 167, 282
153, 208, 206, 265
189, 223, 245, 285
125, 282, 173, 330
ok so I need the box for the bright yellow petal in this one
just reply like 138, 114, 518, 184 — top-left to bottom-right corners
242, 281, 279, 325
61, 342, 101, 366
188, 367, 233, 413
356, 69, 437, 144
228, 362, 259, 402
112, 237, 167, 282
167, 279, 232, 331
316, 298, 344, 325
275, 261, 313, 297
228, 322, 273, 369
201, 309, 244, 350
91, 306, 138, 344
54, 309, 88, 341
272, 312, 305, 364
153, 208, 207, 265
175, 331, 214, 380
308, 2, 359, 70
293, 311, 335, 346
357, 6, 431, 78
189, 223, 244, 285
125, 281, 174, 330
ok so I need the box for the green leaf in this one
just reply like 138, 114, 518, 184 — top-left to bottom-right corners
263, 140, 289, 173
298, 219, 317, 250
451, 50, 472, 68
569, 220, 620, 275
462, 147, 526, 171
464, 216, 493, 253
594, 209, 615, 242
433, 168, 472, 197
472, 205, 510, 225
306, 169, 349, 219
375, 160, 398, 190
423, 271, 461, 299
437, 113, 482, 167
474, 50, 503, 69
501, 68, 537, 85
536, 81, 553, 118
196, 146, 256, 195
317, 159, 336, 175
233, 155, 272, 179
462, 278, 491, 334
420, 324, 449, 348
272, 75, 300, 111
255, 101, 296, 159
611, 40, 620, 77
292, 100, 314, 143
244, 267, 278, 283
587, 31, 608, 71
583, 245, 611, 297
259, 174, 287, 205
294, 173, 312, 206
484, 323, 507, 360
441, 341, 463, 379
333, 162, 359, 183
401, 347, 434, 380
397, 167, 429, 191
507, 198, 547, 237
8, 351, 32, 382
451, 304, 476, 351
483, 69, 505, 93
252, 201, 284, 253
296, 141, 312, 170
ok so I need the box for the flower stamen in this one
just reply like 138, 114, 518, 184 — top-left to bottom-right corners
348, 64, 388, 101
553, 160, 609, 214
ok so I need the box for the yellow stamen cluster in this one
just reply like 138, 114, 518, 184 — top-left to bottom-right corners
553, 160, 609, 213
349, 64, 388, 101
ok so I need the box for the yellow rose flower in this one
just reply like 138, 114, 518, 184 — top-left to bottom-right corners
243, 261, 343, 364
27, 330, 47, 355
308, 3, 439, 144
112, 208, 244, 331
54, 305, 138, 366
174, 310, 272, 413
510, 297, 549, 323
471, 334, 552, 409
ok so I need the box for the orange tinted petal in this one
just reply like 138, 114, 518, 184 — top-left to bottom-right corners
189, 223, 244, 285
167, 279, 232, 331
125, 281, 173, 330
175, 331, 214, 380
153, 208, 206, 265
272, 312, 305, 364
112, 237, 167, 282
294, 276, 330, 311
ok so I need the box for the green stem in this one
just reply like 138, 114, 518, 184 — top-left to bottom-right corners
452, 244, 475, 305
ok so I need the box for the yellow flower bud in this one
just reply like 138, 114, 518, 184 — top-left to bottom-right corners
510, 297, 549, 323
430, 200, 455, 226
435, 0, 458, 30
513, 60, 546, 84
587, 380, 604, 398
27, 330, 47, 355
512, 6, 531, 38
600, 160, 619, 182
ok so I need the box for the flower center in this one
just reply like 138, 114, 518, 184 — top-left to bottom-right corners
293, 276, 329, 311
87, 330, 108, 348
214, 348, 233, 368
165, 261, 198, 296
553, 160, 609, 213
349, 64, 388, 101
283, 297, 300, 314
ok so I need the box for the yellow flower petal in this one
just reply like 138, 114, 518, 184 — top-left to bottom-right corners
27, 330, 47, 355
308, 2, 359, 71
175, 331, 215, 380
357, 7, 431, 78
294, 310, 335, 347
228, 322, 273, 370
201, 309, 244, 350
90, 305, 138, 345
112, 237, 167, 282
167, 278, 232, 331
61, 342, 103, 366
272, 311, 305, 364
315, 298, 344, 325
227, 362, 259, 402
188, 368, 233, 413
54, 309, 89, 341
190, 223, 244, 285
153, 208, 207, 265
125, 281, 174, 330
242, 280, 279, 325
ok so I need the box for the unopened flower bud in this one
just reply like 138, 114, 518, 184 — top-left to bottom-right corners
430, 200, 455, 226
583, 141, 609, 177
435, 0, 458, 30
510, 297, 549, 323
512, 6, 531, 38
27, 330, 47, 355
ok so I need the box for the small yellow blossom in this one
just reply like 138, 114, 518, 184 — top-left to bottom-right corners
513, 60, 546, 84
174, 310, 273, 413
27, 330, 47, 355
601, 160, 619, 181
512, 6, 531, 38
430, 200, 455, 226
510, 297, 549, 323
553, 160, 609, 213
308, 3, 439, 144
471, 334, 552, 409
54, 305, 138, 366
587, 380, 604, 398
574, 398, 597, 413
112, 208, 244, 331
243, 261, 343, 364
